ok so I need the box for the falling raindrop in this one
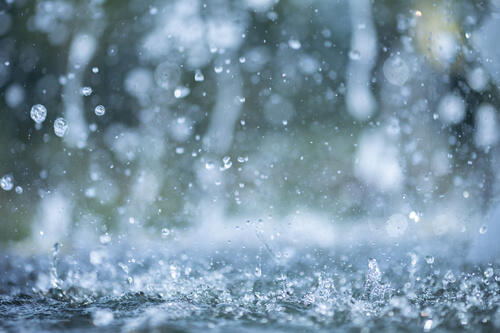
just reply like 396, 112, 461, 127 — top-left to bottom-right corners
0, 174, 14, 191
94, 105, 106, 116
53, 117, 68, 137
194, 70, 205, 82
30, 104, 47, 124
81, 86, 93, 96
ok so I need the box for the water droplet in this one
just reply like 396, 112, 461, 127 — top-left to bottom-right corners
175, 147, 185, 154
30, 104, 47, 124
205, 162, 215, 170
194, 70, 205, 82
288, 39, 301, 50
174, 86, 190, 99
424, 319, 433, 331
81, 86, 93, 96
15, 185, 23, 194
94, 105, 106, 116
443, 270, 456, 284
484, 267, 494, 278
91, 67, 99, 73
161, 228, 170, 238
425, 255, 435, 264
479, 225, 488, 234
409, 211, 420, 223
0, 174, 14, 191
214, 66, 223, 73
100, 234, 111, 245
254, 266, 262, 277
53, 117, 68, 137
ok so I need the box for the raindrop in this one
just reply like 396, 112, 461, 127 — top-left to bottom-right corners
479, 225, 488, 234
30, 104, 47, 124
161, 228, 170, 238
484, 267, 494, 278
194, 70, 205, 82
205, 162, 215, 170
174, 87, 190, 99
1, 174, 14, 191
81, 86, 93, 96
53, 117, 68, 137
15, 186, 23, 194
288, 39, 301, 50
425, 255, 434, 264
94, 105, 106, 116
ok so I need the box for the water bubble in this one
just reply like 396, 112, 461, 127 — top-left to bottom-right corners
288, 39, 301, 50
30, 104, 47, 124
92, 309, 114, 327
94, 105, 106, 116
479, 225, 488, 234
53, 117, 68, 137
15, 186, 23, 194
484, 267, 494, 278
1, 174, 14, 191
81, 86, 93, 96
194, 70, 205, 82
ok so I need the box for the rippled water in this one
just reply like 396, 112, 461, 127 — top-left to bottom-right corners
1, 234, 499, 332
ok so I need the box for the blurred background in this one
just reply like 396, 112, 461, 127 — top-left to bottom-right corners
0, 0, 499, 252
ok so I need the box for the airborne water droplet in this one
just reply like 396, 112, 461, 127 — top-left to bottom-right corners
94, 105, 106, 116
1, 174, 14, 191
194, 70, 205, 82
30, 104, 47, 124
479, 225, 488, 234
53, 117, 68, 137
81, 86, 93, 96
288, 39, 301, 50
